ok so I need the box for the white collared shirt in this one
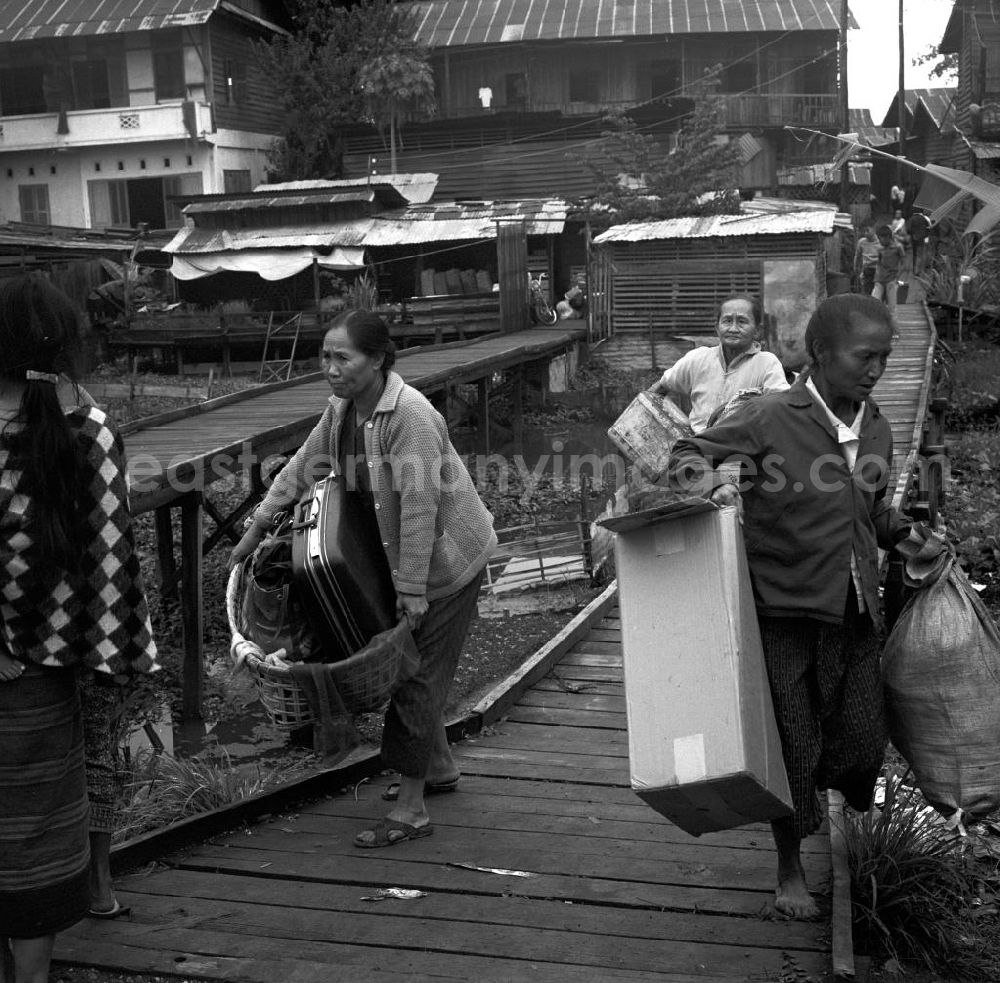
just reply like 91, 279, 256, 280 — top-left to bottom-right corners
805, 377, 867, 612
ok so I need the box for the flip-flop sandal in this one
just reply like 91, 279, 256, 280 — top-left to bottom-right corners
88, 900, 132, 920
354, 818, 434, 849
381, 778, 459, 801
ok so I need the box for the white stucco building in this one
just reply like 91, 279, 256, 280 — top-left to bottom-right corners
0, 0, 291, 230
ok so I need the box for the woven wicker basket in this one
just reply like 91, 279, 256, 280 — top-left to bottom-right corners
226, 565, 404, 730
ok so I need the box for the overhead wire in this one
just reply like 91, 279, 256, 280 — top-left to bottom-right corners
361, 6, 846, 164
393, 46, 840, 173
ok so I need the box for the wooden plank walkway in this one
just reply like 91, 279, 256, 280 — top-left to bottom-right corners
125, 326, 584, 512
51, 303, 936, 979
871, 303, 936, 506
56, 605, 833, 982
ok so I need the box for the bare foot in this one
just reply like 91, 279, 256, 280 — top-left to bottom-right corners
774, 869, 819, 919
0, 651, 24, 682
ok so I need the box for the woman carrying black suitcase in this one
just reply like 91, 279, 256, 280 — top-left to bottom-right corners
231, 309, 496, 848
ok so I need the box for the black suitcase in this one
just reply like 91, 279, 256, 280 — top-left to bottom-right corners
291, 476, 397, 662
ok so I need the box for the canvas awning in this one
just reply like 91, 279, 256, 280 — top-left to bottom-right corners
913, 163, 1000, 235
169, 246, 365, 281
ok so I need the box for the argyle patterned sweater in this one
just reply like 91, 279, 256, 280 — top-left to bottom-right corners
0, 406, 158, 674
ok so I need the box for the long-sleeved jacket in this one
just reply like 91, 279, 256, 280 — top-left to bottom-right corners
256, 371, 496, 600
667, 379, 909, 622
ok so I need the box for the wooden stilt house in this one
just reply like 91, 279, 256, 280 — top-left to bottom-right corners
590, 201, 851, 371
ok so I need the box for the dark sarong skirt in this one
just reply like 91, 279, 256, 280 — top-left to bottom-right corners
381, 570, 484, 777
759, 601, 888, 839
0, 665, 90, 938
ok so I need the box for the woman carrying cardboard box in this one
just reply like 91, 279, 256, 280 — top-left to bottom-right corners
668, 294, 911, 919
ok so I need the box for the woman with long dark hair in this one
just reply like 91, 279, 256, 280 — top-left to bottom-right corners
0, 275, 158, 981
231, 309, 496, 848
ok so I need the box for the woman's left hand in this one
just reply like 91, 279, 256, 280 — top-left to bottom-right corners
396, 592, 429, 631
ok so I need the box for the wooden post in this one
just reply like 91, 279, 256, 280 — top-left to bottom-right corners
511, 367, 524, 455
648, 313, 656, 370
838, 0, 850, 213
179, 492, 204, 720
154, 505, 178, 601
579, 473, 594, 580
220, 312, 231, 377
477, 377, 490, 457
312, 257, 321, 312
896, 0, 906, 190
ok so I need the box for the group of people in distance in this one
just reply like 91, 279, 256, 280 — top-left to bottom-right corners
2, 262, 911, 981
854, 206, 933, 314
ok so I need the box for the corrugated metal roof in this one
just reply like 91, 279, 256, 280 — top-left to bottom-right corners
942, 2, 999, 52
163, 222, 372, 254
408, 0, 851, 47
881, 88, 957, 132
185, 190, 377, 215
969, 140, 1000, 160
0, 222, 172, 252
255, 175, 440, 204
593, 208, 837, 244
165, 199, 566, 253
0, 0, 222, 41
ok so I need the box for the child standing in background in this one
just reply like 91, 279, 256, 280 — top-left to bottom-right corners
872, 225, 905, 319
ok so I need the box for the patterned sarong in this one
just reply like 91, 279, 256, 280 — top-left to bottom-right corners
759, 601, 888, 838
0, 665, 89, 937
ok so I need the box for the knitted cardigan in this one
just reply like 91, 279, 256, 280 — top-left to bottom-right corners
0, 405, 159, 674
255, 371, 496, 600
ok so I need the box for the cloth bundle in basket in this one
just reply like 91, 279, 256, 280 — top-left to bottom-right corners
227, 564, 420, 730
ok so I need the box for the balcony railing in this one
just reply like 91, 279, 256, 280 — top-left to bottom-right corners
0, 101, 213, 152
715, 93, 839, 128
437, 92, 840, 127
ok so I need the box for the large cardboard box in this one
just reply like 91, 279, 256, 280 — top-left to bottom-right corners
601, 499, 792, 835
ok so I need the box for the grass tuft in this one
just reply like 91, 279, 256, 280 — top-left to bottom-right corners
115, 746, 310, 842
845, 769, 1000, 981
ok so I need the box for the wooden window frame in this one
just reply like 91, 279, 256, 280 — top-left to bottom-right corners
19, 184, 51, 225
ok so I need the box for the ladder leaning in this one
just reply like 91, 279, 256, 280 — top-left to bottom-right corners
258, 311, 303, 383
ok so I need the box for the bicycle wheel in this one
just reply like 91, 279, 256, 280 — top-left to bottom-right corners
532, 299, 558, 325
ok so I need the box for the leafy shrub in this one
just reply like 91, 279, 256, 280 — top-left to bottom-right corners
942, 341, 1000, 429
942, 427, 1000, 605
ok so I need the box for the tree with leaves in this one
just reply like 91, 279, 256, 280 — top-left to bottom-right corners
256, 0, 435, 180
912, 43, 959, 84
579, 96, 742, 226
358, 50, 435, 174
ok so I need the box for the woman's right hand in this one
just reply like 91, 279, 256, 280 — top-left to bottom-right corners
228, 523, 264, 570
709, 483, 741, 509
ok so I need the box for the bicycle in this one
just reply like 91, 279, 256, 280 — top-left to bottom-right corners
528, 272, 558, 325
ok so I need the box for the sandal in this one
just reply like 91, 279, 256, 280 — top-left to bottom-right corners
354, 818, 434, 849
381, 778, 459, 801
88, 900, 132, 920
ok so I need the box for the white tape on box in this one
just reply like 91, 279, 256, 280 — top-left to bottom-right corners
674, 733, 707, 784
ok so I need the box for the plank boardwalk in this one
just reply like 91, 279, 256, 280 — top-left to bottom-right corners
124, 326, 583, 511
871, 303, 935, 502
52, 306, 935, 980
57, 607, 832, 982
